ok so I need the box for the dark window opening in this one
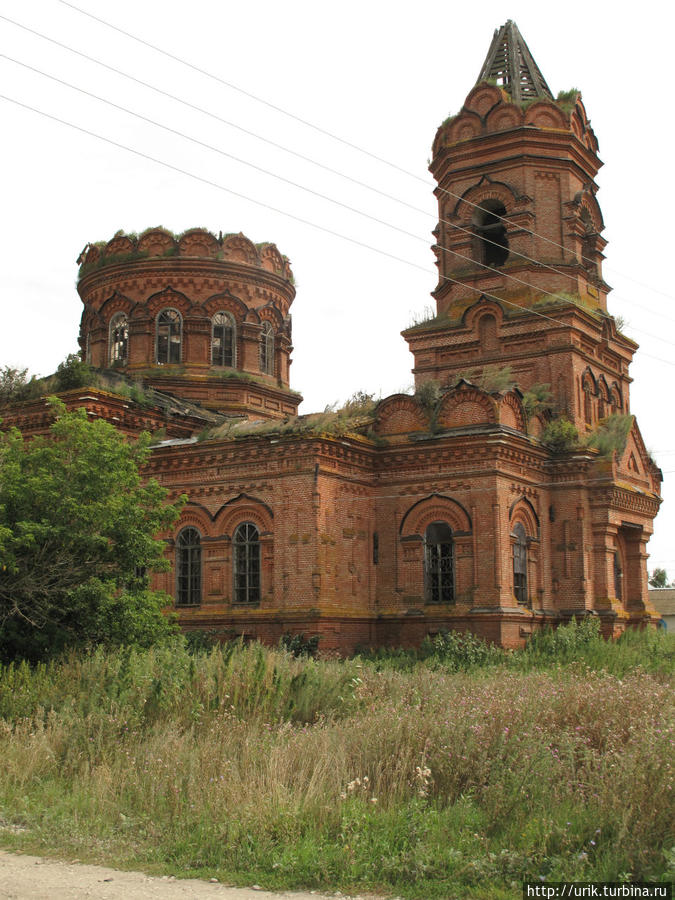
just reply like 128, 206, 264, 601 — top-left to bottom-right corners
234, 522, 261, 604
424, 521, 454, 603
177, 527, 201, 606
212, 312, 235, 367
513, 522, 528, 606
157, 308, 181, 364
110, 313, 129, 365
373, 532, 379, 565
260, 322, 275, 375
474, 200, 509, 267
613, 551, 623, 601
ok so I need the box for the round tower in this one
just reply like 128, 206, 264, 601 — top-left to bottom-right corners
77, 227, 301, 420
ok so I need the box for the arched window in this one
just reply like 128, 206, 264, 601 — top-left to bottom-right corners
613, 550, 623, 602
109, 312, 129, 365
176, 527, 201, 606
424, 521, 454, 603
512, 522, 528, 606
260, 322, 274, 375
211, 312, 236, 367
473, 199, 509, 267
233, 522, 261, 604
478, 314, 498, 351
610, 383, 622, 411
582, 372, 595, 425
156, 308, 182, 364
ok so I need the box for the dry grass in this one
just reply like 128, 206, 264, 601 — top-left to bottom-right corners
0, 638, 672, 898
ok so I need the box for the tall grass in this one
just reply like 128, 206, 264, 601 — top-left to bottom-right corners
0, 632, 672, 899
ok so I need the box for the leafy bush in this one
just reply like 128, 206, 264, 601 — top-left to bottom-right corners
541, 416, 579, 452
585, 413, 634, 458
414, 379, 441, 412
0, 401, 182, 661
0, 366, 42, 406
279, 632, 320, 658
54, 353, 93, 391
522, 382, 552, 418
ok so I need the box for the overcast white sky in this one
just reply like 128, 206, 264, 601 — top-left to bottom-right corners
1, 0, 673, 575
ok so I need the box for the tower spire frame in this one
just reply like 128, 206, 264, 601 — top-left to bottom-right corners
477, 20, 553, 103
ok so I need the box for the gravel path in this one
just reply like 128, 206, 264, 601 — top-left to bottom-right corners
0, 852, 387, 900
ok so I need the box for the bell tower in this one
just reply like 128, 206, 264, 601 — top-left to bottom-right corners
404, 20, 632, 434
402, 21, 661, 636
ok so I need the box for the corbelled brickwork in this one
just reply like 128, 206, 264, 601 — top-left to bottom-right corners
2, 23, 662, 652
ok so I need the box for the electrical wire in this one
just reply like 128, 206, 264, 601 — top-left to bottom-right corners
4, 49, 674, 355
3, 89, 675, 373
3, 13, 675, 331
0, 51, 642, 339
53, 0, 675, 306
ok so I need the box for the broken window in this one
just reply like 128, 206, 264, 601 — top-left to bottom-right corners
512, 521, 528, 606
613, 550, 623, 601
156, 308, 181, 364
109, 312, 129, 365
212, 312, 235, 367
424, 521, 454, 603
234, 522, 261, 604
177, 527, 201, 606
474, 199, 509, 267
260, 322, 275, 375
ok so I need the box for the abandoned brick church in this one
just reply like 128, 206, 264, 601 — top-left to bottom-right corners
5, 21, 662, 650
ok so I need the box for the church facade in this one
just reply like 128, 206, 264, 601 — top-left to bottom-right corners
3, 22, 661, 651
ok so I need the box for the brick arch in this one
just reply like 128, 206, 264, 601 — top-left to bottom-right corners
437, 387, 497, 429
597, 375, 610, 402
499, 391, 526, 432
99, 290, 135, 320
144, 286, 193, 317
509, 496, 539, 537
256, 304, 284, 329
221, 234, 260, 266
610, 381, 622, 409
400, 494, 472, 537
202, 292, 248, 322
463, 297, 505, 330
576, 191, 604, 233
80, 307, 104, 333
524, 100, 567, 130
455, 179, 518, 221
178, 229, 219, 258
462, 83, 503, 118
485, 103, 524, 133
172, 502, 214, 540
216, 493, 274, 537
137, 228, 176, 257
105, 234, 135, 256
446, 111, 483, 145
581, 367, 597, 395
373, 394, 428, 436
258, 243, 284, 274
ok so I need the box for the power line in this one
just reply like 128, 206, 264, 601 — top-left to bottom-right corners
4, 13, 675, 333
3, 89, 675, 373
0, 52, 637, 337
4, 49, 674, 357
0, 15, 595, 299
54, 0, 675, 307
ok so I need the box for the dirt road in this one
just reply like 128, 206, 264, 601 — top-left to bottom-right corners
0, 852, 386, 900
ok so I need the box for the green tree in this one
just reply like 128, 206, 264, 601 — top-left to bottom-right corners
0, 366, 41, 406
0, 400, 183, 661
649, 568, 670, 588
54, 353, 93, 391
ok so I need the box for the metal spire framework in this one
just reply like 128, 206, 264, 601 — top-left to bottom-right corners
477, 20, 553, 103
